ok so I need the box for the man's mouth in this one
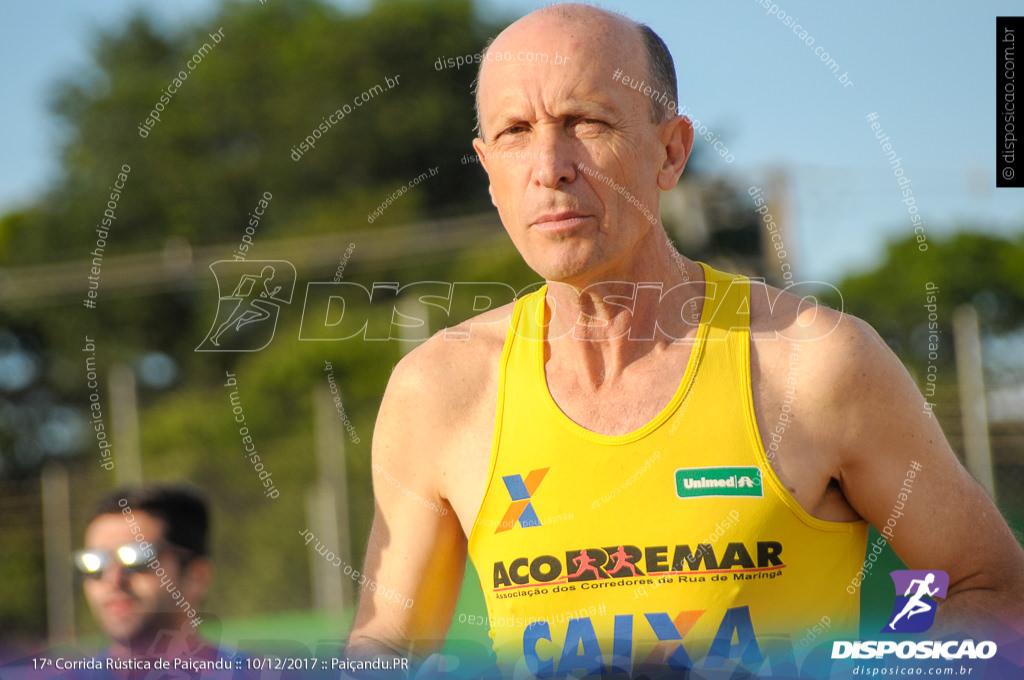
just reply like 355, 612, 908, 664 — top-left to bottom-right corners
103, 597, 138, 616
531, 211, 591, 232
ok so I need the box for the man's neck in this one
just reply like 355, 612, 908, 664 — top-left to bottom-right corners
543, 228, 705, 386
108, 628, 211, 663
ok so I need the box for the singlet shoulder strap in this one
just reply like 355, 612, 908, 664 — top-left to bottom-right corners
698, 261, 750, 342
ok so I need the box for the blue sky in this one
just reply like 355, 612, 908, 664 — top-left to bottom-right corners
1, 0, 1021, 281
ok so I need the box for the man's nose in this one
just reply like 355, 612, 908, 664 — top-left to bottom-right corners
532, 129, 578, 188
99, 562, 131, 586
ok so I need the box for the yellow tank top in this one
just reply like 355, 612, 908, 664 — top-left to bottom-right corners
467, 263, 868, 677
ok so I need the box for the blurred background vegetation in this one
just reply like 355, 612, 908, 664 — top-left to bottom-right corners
1, 0, 1023, 663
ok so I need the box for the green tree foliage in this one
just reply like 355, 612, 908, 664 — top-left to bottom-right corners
826, 232, 1024, 368
18, 0, 494, 265
3, 0, 506, 360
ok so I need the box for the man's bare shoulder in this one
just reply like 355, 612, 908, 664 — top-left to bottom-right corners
748, 279, 918, 438
749, 280, 879, 354
381, 301, 517, 427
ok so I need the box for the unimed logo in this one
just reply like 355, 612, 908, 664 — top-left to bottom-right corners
675, 466, 763, 499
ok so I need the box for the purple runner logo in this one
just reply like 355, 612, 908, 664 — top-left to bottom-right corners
883, 569, 949, 634
196, 260, 296, 352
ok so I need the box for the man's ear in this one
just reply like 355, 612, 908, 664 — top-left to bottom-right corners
180, 556, 212, 605
472, 137, 488, 170
657, 115, 693, 191
472, 137, 497, 207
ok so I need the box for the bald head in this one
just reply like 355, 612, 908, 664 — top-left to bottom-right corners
468, 1, 694, 284
474, 3, 677, 134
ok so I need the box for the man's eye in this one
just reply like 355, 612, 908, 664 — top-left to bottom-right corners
571, 118, 608, 135
502, 125, 528, 137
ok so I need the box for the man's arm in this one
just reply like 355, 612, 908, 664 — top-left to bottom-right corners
346, 348, 468, 661
808, 313, 1024, 631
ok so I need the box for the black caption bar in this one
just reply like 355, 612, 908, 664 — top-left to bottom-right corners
998, 17, 1023, 187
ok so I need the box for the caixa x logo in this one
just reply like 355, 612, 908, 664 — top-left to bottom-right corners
883, 569, 948, 634
497, 468, 549, 534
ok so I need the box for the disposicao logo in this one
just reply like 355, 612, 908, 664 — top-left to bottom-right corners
831, 569, 997, 661
883, 569, 948, 634
675, 466, 763, 499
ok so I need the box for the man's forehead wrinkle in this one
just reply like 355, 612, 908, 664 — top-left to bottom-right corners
490, 81, 617, 125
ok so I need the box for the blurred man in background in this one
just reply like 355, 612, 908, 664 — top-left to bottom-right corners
75, 484, 244, 678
